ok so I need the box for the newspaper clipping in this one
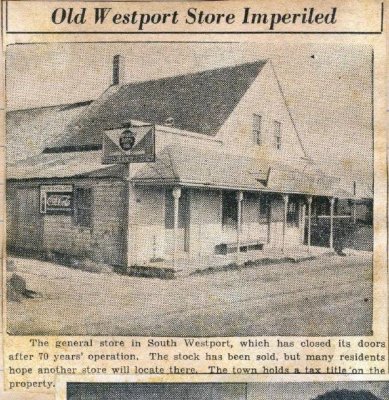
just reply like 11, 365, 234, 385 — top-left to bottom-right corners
55, 375, 389, 399
0, 0, 387, 399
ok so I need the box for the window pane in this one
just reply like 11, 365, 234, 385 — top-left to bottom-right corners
274, 121, 282, 149
74, 188, 92, 228
222, 191, 238, 226
77, 209, 92, 228
165, 191, 174, 229
259, 194, 269, 223
287, 198, 299, 227
253, 114, 261, 145
274, 121, 281, 135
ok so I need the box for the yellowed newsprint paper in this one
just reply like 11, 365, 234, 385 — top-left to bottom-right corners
55, 374, 389, 399
0, 0, 387, 399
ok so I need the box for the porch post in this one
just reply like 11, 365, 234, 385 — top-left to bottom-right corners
301, 201, 306, 243
236, 191, 244, 262
282, 194, 289, 253
329, 197, 335, 251
172, 186, 182, 268
307, 196, 313, 253
127, 163, 133, 269
352, 199, 357, 224
266, 195, 272, 245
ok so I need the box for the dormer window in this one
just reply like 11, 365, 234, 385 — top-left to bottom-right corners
274, 121, 282, 150
253, 114, 262, 145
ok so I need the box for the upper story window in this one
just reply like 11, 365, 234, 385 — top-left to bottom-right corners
274, 121, 282, 150
253, 114, 262, 145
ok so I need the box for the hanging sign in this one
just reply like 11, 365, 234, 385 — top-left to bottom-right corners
102, 124, 155, 164
40, 185, 73, 214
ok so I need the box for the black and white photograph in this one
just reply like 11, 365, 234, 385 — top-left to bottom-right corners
6, 42, 373, 336
66, 382, 389, 400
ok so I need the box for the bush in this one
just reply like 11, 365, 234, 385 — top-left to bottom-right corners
7, 273, 43, 301
126, 265, 175, 279
7, 280, 22, 302
9, 273, 26, 294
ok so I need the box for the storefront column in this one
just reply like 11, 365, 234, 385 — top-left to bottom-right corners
172, 186, 182, 268
329, 197, 335, 251
307, 196, 313, 253
282, 194, 289, 253
236, 191, 244, 262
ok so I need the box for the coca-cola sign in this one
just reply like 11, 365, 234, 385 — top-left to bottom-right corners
46, 193, 72, 208
40, 185, 73, 214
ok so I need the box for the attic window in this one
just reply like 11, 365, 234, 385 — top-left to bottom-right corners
164, 117, 174, 127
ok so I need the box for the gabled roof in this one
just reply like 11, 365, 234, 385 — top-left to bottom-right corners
42, 60, 267, 153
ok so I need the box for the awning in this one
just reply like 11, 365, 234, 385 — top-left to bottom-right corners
133, 144, 356, 199
266, 167, 347, 198
7, 142, 368, 201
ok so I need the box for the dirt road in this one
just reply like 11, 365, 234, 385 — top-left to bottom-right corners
7, 252, 372, 336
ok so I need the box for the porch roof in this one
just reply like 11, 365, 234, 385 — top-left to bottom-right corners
7, 150, 126, 180
7, 143, 362, 200
133, 144, 355, 199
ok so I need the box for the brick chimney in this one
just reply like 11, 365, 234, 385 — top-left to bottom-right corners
112, 54, 125, 85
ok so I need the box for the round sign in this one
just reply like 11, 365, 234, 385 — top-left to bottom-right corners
119, 129, 136, 151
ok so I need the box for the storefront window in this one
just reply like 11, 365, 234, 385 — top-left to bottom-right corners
74, 187, 92, 228
287, 198, 299, 227
222, 191, 238, 227
259, 194, 270, 223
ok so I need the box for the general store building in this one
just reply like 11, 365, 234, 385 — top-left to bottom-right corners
6, 56, 371, 269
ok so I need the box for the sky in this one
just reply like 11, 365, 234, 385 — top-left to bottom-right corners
6, 42, 373, 183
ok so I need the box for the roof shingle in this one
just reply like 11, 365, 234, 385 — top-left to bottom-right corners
43, 60, 267, 152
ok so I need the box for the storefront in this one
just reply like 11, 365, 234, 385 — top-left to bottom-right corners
6, 56, 371, 268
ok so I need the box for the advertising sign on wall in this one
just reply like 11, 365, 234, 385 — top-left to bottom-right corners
102, 124, 155, 164
40, 185, 73, 214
